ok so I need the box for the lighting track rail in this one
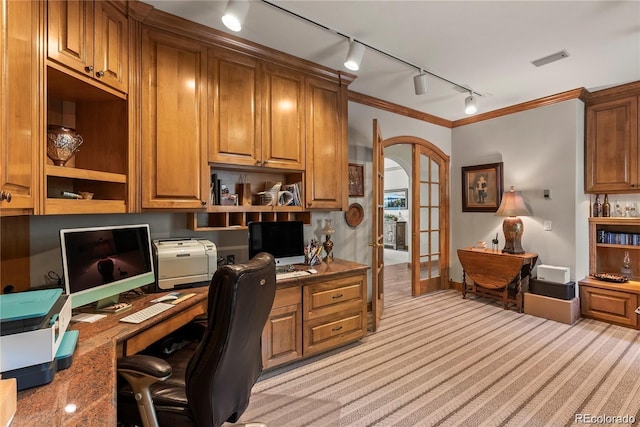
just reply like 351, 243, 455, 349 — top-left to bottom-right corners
259, 0, 482, 98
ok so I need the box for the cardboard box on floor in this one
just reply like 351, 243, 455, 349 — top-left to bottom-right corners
524, 292, 580, 325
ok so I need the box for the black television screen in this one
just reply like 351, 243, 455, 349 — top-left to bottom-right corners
60, 224, 155, 308
248, 221, 305, 267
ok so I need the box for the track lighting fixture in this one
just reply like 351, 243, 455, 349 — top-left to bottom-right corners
344, 39, 365, 71
222, 0, 250, 32
257, 0, 484, 115
413, 71, 428, 95
465, 92, 478, 115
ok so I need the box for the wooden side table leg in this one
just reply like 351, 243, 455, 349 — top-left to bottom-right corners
462, 270, 467, 299
516, 275, 523, 313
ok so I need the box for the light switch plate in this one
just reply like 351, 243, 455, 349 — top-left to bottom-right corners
544, 221, 552, 231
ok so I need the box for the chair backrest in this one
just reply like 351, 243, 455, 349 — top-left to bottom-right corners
185, 252, 276, 427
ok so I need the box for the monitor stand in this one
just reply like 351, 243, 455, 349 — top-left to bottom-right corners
95, 294, 119, 310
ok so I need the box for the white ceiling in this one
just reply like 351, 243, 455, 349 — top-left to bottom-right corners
143, 0, 640, 122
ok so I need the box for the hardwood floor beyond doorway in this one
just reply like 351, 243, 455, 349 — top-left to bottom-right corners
384, 263, 412, 306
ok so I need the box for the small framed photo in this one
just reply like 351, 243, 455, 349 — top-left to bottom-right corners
348, 163, 364, 197
462, 162, 503, 212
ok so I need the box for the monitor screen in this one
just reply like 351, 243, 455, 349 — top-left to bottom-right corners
60, 224, 155, 309
248, 221, 305, 267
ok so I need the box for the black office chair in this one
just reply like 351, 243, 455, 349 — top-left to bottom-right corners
117, 252, 276, 427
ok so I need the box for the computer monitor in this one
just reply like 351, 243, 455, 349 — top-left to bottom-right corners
60, 224, 155, 309
248, 221, 305, 268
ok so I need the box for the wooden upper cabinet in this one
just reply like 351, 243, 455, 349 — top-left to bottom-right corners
47, 0, 128, 94
140, 27, 208, 209
585, 96, 639, 193
208, 47, 261, 166
208, 49, 305, 170
261, 63, 305, 170
304, 77, 346, 210
1, 0, 39, 214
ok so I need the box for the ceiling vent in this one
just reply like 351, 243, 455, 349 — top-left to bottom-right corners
532, 50, 570, 67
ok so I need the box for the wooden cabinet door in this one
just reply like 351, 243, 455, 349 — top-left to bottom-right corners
47, 0, 93, 76
585, 96, 639, 193
140, 28, 208, 209
262, 286, 302, 369
1, 0, 39, 213
93, 0, 127, 92
208, 47, 260, 166
261, 63, 305, 170
304, 77, 345, 209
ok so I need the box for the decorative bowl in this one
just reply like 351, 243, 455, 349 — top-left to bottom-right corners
78, 192, 94, 200
47, 125, 83, 166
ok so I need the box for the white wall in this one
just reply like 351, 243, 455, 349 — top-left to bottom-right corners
450, 99, 590, 283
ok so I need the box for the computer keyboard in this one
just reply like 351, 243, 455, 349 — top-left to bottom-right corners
276, 270, 311, 280
119, 303, 174, 324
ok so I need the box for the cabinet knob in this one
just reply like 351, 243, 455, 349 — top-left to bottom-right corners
201, 200, 206, 206
95, 71, 105, 78
84, 65, 94, 73
263, 160, 268, 165
0, 191, 11, 202
255, 160, 262, 166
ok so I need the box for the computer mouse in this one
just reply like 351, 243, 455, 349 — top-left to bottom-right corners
156, 294, 179, 303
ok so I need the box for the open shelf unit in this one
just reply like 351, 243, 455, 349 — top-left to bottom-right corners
44, 66, 129, 215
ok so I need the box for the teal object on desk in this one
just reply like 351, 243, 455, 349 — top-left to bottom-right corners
0, 288, 62, 321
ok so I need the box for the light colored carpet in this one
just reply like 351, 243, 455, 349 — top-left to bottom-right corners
236, 290, 640, 426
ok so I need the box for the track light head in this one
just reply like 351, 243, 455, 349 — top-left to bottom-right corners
465, 92, 478, 115
344, 40, 365, 71
413, 71, 428, 95
222, 0, 250, 32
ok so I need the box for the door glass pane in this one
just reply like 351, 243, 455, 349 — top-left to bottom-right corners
421, 155, 429, 180
420, 207, 429, 229
430, 183, 439, 206
430, 207, 439, 229
431, 231, 439, 255
420, 255, 430, 280
420, 183, 429, 205
431, 160, 439, 183
420, 231, 429, 254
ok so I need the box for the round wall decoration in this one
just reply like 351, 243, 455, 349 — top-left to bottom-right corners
345, 203, 364, 228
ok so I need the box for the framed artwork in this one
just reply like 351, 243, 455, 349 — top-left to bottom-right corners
462, 162, 503, 212
384, 188, 408, 210
348, 163, 364, 197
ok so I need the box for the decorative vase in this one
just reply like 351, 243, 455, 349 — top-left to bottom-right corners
47, 125, 83, 166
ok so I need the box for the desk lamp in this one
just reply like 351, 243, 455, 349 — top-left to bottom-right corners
322, 219, 335, 263
495, 186, 532, 254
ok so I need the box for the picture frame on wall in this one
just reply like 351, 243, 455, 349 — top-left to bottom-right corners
348, 163, 364, 197
461, 162, 503, 212
383, 188, 408, 210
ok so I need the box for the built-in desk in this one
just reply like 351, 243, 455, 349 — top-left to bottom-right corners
13, 287, 209, 426
14, 259, 369, 426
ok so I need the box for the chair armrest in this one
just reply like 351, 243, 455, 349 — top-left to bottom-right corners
118, 354, 172, 380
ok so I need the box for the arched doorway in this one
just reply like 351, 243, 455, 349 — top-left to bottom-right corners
383, 137, 450, 298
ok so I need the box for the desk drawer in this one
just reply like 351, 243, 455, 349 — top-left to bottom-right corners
303, 310, 365, 356
304, 274, 365, 320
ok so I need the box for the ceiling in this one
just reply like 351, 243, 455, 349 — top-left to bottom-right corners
143, 0, 640, 122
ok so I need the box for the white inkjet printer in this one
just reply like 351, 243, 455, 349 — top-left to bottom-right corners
153, 239, 217, 290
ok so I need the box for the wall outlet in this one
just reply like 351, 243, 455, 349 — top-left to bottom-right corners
226, 254, 235, 265
544, 221, 552, 231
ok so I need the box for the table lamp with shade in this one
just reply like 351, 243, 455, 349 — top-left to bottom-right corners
495, 186, 532, 254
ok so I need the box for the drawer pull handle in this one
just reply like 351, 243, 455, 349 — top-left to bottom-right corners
332, 294, 343, 299
332, 326, 343, 332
